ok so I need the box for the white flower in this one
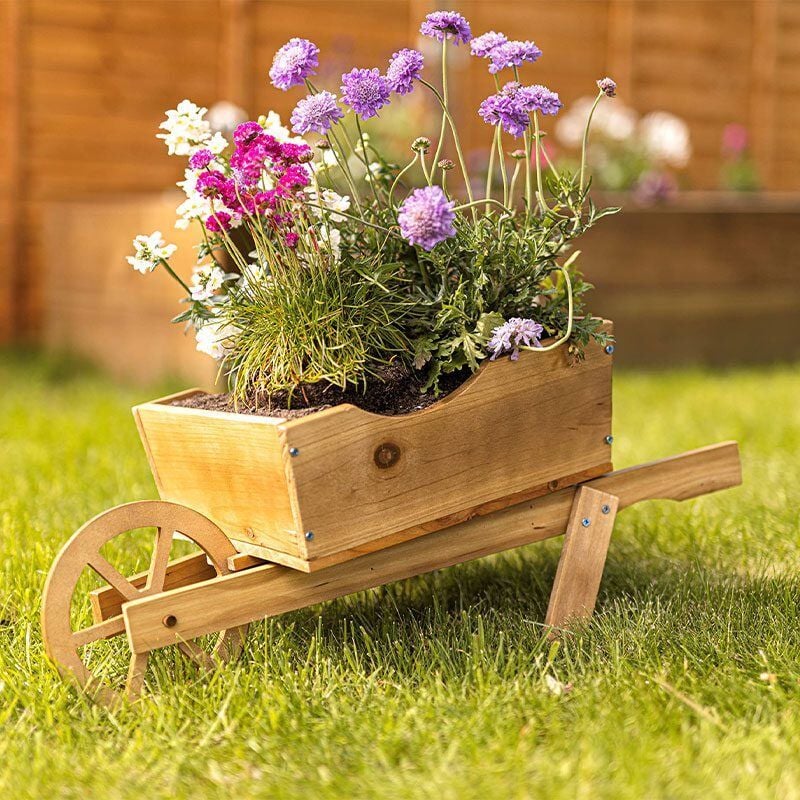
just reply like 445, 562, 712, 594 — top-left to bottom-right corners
239, 262, 269, 291
190, 263, 227, 301
307, 189, 351, 222
207, 131, 229, 155
354, 132, 371, 153
195, 319, 238, 360
317, 225, 342, 262
126, 231, 176, 273
639, 111, 691, 168
157, 99, 228, 157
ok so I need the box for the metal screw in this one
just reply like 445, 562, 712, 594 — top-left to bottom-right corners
289, 447, 300, 457
304, 531, 315, 541
605, 344, 615, 355
604, 435, 614, 445
581, 518, 591, 527
162, 614, 177, 628
601, 504, 611, 514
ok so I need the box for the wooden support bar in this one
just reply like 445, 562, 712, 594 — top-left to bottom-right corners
545, 487, 619, 631
122, 442, 741, 653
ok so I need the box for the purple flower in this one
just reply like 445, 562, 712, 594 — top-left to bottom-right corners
419, 11, 472, 45
597, 77, 617, 97
233, 121, 266, 147
195, 169, 228, 198
290, 91, 344, 135
488, 40, 542, 74
478, 83, 530, 138
519, 84, 562, 116
386, 48, 424, 95
340, 68, 391, 119
479, 82, 561, 137
487, 318, 544, 361
269, 38, 319, 91
398, 186, 456, 251
188, 149, 214, 170
205, 210, 233, 233
470, 31, 507, 58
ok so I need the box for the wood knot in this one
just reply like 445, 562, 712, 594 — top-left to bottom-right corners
373, 442, 401, 469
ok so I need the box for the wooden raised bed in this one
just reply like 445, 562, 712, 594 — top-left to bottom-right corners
134, 321, 614, 572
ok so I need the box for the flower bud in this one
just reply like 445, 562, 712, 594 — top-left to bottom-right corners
596, 77, 617, 98
437, 158, 455, 171
257, 114, 268, 127
317, 138, 331, 149
297, 149, 314, 163
510, 149, 526, 160
412, 136, 431, 153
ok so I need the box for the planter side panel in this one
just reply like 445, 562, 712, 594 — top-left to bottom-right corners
134, 402, 301, 558
284, 328, 613, 564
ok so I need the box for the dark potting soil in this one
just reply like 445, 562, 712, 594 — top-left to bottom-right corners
172, 364, 472, 419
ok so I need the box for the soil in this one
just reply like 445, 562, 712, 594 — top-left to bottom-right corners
172, 364, 472, 419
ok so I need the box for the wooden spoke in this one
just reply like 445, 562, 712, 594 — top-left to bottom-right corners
87, 553, 140, 601
72, 615, 126, 648
145, 527, 173, 593
41, 501, 247, 708
126, 652, 149, 701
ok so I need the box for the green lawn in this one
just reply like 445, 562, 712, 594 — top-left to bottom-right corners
1, 351, 799, 799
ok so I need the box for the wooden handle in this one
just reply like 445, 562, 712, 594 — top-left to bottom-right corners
587, 441, 742, 509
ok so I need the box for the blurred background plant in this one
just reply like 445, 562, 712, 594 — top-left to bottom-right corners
719, 123, 760, 192
554, 97, 691, 203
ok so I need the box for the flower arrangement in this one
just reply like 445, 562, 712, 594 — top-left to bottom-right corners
129, 10, 617, 409
555, 94, 692, 203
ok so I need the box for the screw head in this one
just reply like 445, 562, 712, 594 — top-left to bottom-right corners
304, 530, 314, 541
605, 344, 615, 355
601, 504, 611, 514
581, 517, 591, 527
289, 447, 300, 457
604, 435, 614, 445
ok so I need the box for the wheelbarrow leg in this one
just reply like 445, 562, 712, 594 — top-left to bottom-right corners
545, 485, 619, 633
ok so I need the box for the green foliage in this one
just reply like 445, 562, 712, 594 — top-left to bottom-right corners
220, 243, 413, 403
2, 353, 800, 798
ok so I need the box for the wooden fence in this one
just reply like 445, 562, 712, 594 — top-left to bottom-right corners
0, 0, 798, 346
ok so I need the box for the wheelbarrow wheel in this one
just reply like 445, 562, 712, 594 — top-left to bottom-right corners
41, 500, 248, 707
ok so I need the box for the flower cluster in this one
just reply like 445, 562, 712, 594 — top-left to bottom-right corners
157, 100, 227, 157
487, 318, 544, 360
126, 231, 176, 274
130, 8, 618, 395
479, 82, 561, 137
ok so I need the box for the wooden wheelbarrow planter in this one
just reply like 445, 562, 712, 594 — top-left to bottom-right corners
40, 323, 743, 705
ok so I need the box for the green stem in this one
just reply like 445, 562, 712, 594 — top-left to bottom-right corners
355, 114, 383, 209
485, 128, 496, 213
519, 267, 574, 353
532, 111, 550, 212
419, 77, 474, 208
388, 153, 420, 208
302, 202, 399, 237
579, 90, 604, 195
455, 198, 511, 214
158, 257, 191, 294
508, 160, 521, 203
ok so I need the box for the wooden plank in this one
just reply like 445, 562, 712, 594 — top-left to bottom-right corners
133, 400, 301, 558
122, 441, 741, 653
282, 327, 613, 562
544, 486, 618, 630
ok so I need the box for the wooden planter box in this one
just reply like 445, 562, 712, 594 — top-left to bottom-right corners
134, 322, 614, 572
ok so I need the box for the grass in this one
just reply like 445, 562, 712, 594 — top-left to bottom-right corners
1, 349, 799, 799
